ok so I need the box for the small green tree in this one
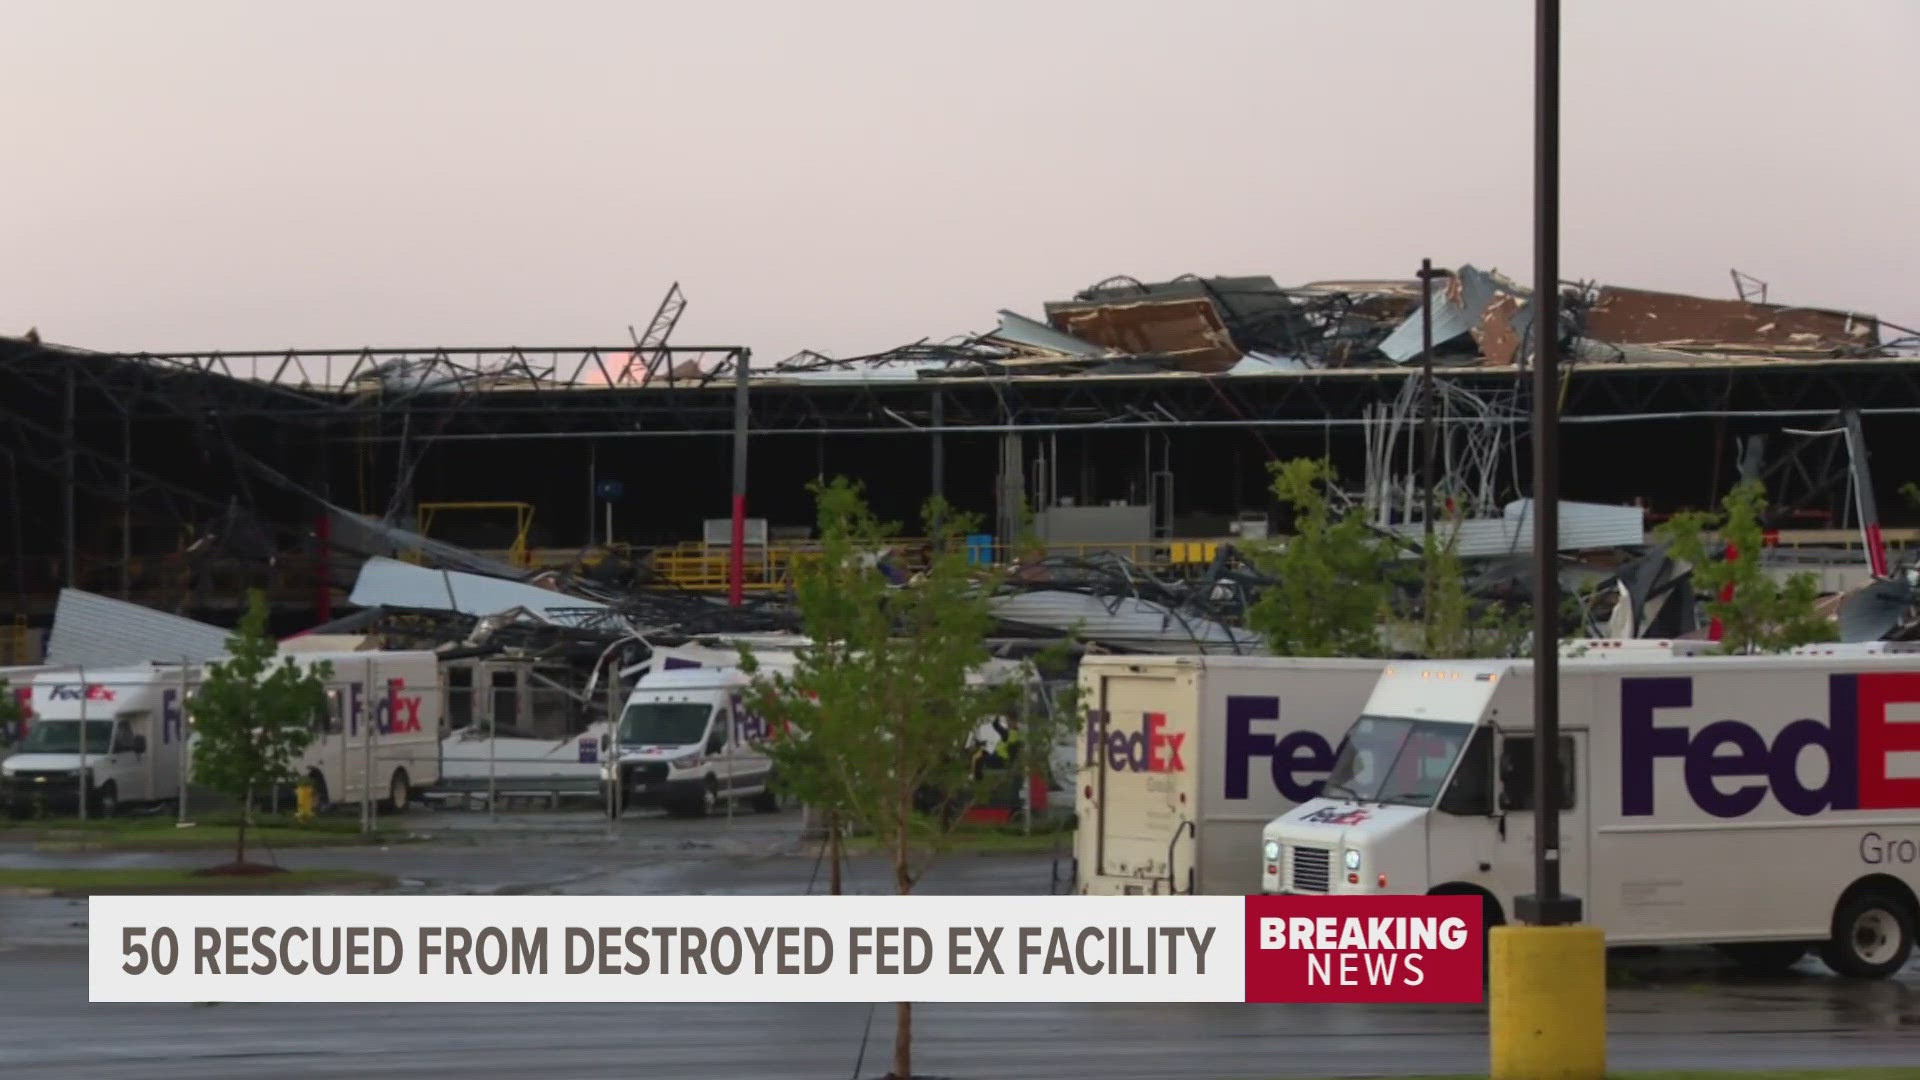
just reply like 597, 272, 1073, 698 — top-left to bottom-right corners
1418, 513, 1533, 658
739, 477, 1079, 1080
1658, 479, 1835, 654
190, 590, 332, 868
1247, 458, 1400, 657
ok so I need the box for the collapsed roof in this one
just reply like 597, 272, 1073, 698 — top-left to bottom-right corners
761, 267, 1916, 383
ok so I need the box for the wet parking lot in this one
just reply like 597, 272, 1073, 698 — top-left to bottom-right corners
3, 807, 1918, 1078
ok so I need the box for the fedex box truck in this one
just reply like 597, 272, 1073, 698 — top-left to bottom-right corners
293, 650, 444, 812
1074, 654, 1389, 896
1, 663, 192, 816
0, 651, 443, 818
1260, 652, 1920, 979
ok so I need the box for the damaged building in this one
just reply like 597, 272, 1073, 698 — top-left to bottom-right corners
2, 265, 1919, 661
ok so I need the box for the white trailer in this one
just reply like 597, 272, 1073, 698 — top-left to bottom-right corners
1074, 654, 1390, 896
1261, 652, 1920, 978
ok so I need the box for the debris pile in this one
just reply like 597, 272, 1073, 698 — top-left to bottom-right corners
767, 267, 1916, 380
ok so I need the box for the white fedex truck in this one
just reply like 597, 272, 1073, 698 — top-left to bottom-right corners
602, 644, 1041, 818
1074, 654, 1390, 896
0, 652, 443, 818
1260, 652, 1920, 978
1, 663, 191, 817
292, 650, 444, 812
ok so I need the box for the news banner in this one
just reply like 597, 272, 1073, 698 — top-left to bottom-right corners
89, 895, 1482, 1004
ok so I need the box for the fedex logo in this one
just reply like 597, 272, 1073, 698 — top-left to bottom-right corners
1225, 696, 1337, 803
730, 693, 771, 743
1622, 674, 1920, 818
337, 679, 426, 736
161, 689, 183, 744
1086, 710, 1186, 773
48, 683, 117, 703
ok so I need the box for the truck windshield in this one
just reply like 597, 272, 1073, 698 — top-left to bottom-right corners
617, 702, 712, 746
1323, 716, 1474, 807
18, 719, 114, 756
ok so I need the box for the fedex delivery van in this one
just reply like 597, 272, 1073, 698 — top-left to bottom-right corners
602, 644, 1043, 818
1260, 648, 1920, 979
1074, 654, 1390, 896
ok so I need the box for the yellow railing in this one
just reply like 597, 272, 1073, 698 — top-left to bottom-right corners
642, 538, 1231, 593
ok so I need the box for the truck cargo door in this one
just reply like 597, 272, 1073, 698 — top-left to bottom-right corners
1492, 729, 1591, 915
1091, 672, 1194, 893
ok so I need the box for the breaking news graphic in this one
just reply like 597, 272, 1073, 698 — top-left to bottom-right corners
89, 894, 1484, 1005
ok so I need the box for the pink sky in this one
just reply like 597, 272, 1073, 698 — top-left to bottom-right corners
6, 0, 1916, 365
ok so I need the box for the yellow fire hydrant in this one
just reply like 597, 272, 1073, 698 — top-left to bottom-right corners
295, 781, 316, 823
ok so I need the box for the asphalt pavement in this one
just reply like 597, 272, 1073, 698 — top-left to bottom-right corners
3, 807, 1918, 1078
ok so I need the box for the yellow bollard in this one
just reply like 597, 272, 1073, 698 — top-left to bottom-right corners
1489, 924, 1606, 1080
295, 781, 316, 823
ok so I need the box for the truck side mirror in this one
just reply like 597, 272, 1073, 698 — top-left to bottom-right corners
132, 734, 148, 756
599, 734, 611, 753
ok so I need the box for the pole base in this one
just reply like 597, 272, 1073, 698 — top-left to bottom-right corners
1514, 892, 1584, 925
1489, 924, 1606, 1080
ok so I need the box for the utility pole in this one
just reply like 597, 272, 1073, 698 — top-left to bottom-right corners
1420, 258, 1439, 653
729, 349, 751, 608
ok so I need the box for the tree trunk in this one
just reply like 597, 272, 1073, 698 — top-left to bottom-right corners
891, 788, 913, 1078
237, 782, 250, 866
828, 810, 843, 896
892, 1000, 912, 1080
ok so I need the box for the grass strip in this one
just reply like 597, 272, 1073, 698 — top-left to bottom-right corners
1, 813, 407, 850
0, 867, 396, 897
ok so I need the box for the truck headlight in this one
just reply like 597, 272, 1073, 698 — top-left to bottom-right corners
668, 752, 702, 770
1343, 848, 1362, 871
1263, 839, 1281, 862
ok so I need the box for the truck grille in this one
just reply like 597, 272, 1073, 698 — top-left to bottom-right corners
1290, 846, 1332, 893
627, 763, 669, 785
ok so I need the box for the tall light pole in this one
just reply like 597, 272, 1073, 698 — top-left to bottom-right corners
1491, 3, 1605, 1075
1516, 0, 1580, 933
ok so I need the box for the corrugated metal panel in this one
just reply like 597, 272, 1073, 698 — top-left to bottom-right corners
1380, 265, 1506, 363
45, 589, 232, 667
1393, 501, 1645, 557
348, 556, 608, 622
989, 591, 1261, 653
988, 310, 1106, 357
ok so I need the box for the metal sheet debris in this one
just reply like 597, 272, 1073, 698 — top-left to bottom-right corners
45, 588, 234, 668
1583, 286, 1880, 358
348, 556, 610, 624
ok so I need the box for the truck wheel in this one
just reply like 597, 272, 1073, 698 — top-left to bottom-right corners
93, 782, 119, 818
751, 772, 782, 813
1822, 890, 1915, 979
1714, 942, 1808, 976
690, 776, 719, 818
385, 770, 411, 814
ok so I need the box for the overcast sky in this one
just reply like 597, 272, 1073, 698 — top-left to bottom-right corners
6, 0, 1916, 364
